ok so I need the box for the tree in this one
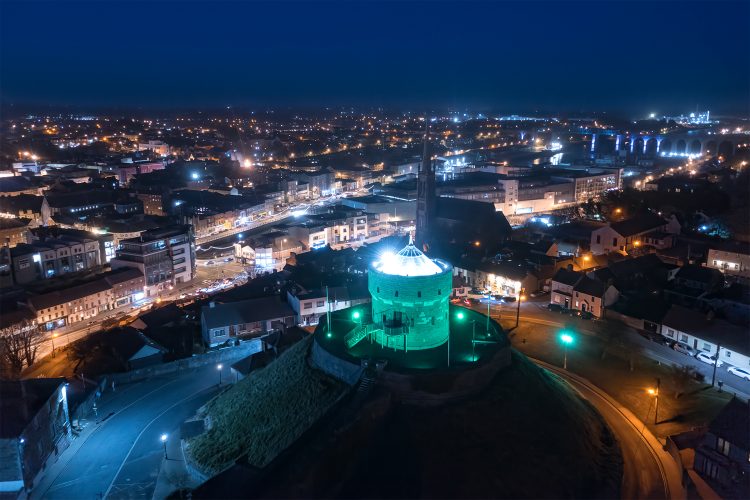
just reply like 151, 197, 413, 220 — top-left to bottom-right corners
668, 364, 698, 399
0, 320, 43, 379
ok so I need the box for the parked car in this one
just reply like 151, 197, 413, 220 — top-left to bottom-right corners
695, 352, 723, 367
467, 289, 487, 299
206, 260, 215, 266
579, 311, 594, 320
673, 343, 696, 356
547, 303, 564, 313
662, 338, 676, 348
727, 366, 750, 381
502, 296, 517, 303
224, 257, 234, 262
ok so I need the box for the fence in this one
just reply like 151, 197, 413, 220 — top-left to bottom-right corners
111, 339, 263, 385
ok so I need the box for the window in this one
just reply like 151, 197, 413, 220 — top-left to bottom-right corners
725, 351, 731, 358
612, 238, 617, 247
376, 287, 380, 293
718, 437, 730, 456
303, 302, 312, 309
417, 291, 421, 298
438, 289, 441, 295
316, 300, 325, 307
395, 291, 398, 297
703, 343, 711, 351
596, 235, 601, 244
680, 334, 688, 343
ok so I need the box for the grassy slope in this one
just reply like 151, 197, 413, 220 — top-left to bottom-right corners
187, 336, 346, 473
337, 350, 622, 499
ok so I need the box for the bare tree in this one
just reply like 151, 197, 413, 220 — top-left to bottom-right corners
0, 320, 43, 378
668, 364, 697, 399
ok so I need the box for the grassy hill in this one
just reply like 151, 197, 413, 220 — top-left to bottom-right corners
256, 349, 623, 499
187, 336, 347, 474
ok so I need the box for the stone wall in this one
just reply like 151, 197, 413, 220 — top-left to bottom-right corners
310, 340, 363, 386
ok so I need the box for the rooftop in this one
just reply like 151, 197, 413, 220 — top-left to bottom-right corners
0, 378, 66, 438
371, 239, 445, 276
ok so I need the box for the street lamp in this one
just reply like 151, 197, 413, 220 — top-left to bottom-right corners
515, 288, 526, 328
217, 364, 223, 385
560, 332, 574, 370
52, 333, 59, 357
471, 320, 477, 362
647, 378, 661, 424
160, 434, 168, 459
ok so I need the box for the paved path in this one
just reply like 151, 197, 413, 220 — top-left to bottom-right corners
534, 358, 684, 500
32, 365, 226, 500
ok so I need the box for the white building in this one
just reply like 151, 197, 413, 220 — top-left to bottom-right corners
706, 244, 750, 279
286, 286, 370, 326
590, 213, 680, 255
660, 305, 750, 371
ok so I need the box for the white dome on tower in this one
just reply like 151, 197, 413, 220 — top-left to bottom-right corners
372, 237, 444, 277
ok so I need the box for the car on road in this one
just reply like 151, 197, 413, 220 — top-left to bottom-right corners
695, 352, 723, 367
673, 343, 696, 356
727, 366, 750, 381
206, 260, 215, 266
547, 303, 564, 313
502, 296, 516, 303
224, 257, 234, 262
467, 289, 488, 299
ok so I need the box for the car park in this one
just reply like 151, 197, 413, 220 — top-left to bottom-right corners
673, 343, 696, 356
727, 366, 750, 381
695, 352, 723, 367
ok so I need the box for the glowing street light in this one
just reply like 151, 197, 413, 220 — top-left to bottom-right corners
51, 333, 59, 356
647, 378, 661, 424
560, 332, 574, 370
217, 364, 223, 385
160, 433, 168, 459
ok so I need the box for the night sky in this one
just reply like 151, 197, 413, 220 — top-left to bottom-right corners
1, 0, 748, 115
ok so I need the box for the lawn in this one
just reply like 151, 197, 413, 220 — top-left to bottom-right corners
187, 336, 347, 474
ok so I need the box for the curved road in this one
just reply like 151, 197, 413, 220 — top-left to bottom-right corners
533, 358, 682, 500
32, 365, 224, 500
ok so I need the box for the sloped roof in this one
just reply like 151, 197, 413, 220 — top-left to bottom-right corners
552, 268, 583, 287
709, 398, 749, 449
202, 296, 295, 330
675, 265, 722, 284
573, 276, 607, 298
28, 280, 111, 311
0, 378, 66, 438
609, 213, 667, 237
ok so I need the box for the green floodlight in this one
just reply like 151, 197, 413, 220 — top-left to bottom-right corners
560, 332, 574, 345
352, 311, 361, 320
456, 311, 465, 320
326, 332, 333, 338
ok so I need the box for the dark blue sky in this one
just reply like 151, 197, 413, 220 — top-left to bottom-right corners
2, 1, 748, 115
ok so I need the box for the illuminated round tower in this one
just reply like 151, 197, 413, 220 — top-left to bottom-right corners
368, 237, 453, 351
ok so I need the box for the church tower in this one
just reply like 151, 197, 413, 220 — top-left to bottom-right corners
415, 127, 436, 252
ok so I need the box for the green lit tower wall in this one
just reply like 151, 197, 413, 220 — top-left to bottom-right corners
367, 241, 453, 351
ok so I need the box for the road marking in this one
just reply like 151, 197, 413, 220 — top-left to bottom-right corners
37, 376, 185, 499
102, 385, 216, 499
